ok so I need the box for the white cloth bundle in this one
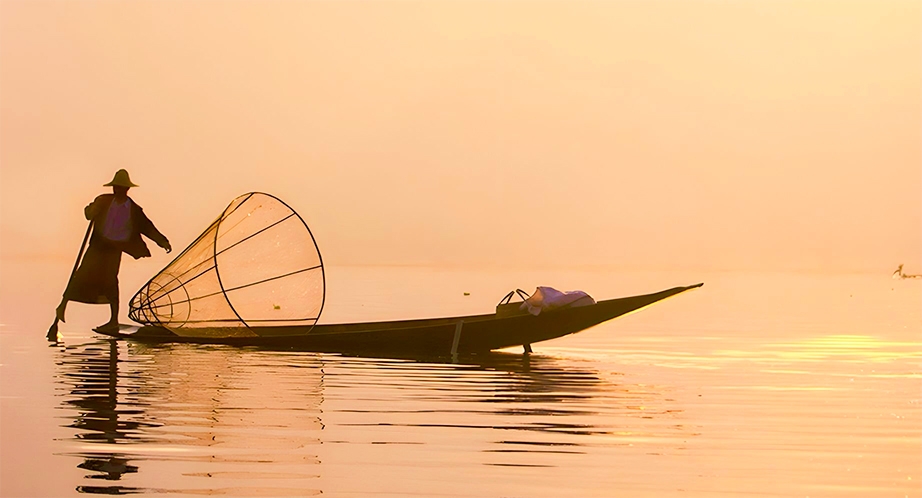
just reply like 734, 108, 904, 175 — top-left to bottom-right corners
521, 287, 596, 316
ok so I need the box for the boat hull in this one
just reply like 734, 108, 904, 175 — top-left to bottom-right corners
107, 284, 703, 354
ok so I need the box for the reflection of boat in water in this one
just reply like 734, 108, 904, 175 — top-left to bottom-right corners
52, 337, 691, 494
105, 284, 704, 355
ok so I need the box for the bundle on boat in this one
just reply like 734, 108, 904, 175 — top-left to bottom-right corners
128, 192, 325, 338
495, 287, 595, 317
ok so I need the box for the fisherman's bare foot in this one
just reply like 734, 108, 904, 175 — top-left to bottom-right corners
55, 304, 66, 323
95, 322, 119, 333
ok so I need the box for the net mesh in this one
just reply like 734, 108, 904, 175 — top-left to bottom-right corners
129, 193, 324, 335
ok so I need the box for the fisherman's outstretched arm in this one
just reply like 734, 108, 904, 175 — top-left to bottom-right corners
139, 210, 171, 252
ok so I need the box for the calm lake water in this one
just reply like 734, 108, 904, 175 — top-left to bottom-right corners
1, 262, 920, 497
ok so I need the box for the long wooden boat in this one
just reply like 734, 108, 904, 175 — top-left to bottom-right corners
99, 283, 702, 355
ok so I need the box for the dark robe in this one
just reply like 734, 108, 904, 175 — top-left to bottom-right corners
64, 195, 169, 304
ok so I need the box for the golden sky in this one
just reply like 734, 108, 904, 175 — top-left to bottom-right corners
1, 0, 919, 272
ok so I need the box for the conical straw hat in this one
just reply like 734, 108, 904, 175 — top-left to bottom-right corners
103, 169, 138, 188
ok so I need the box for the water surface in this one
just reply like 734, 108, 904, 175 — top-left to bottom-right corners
2, 264, 919, 497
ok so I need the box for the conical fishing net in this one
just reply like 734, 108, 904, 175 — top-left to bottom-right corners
129, 193, 325, 336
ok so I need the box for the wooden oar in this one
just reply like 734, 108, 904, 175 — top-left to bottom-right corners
47, 221, 93, 340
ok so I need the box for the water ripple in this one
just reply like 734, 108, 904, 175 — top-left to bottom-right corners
52, 340, 690, 495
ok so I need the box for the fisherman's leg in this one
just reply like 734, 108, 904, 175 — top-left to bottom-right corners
105, 300, 119, 327
49, 297, 68, 339
55, 297, 68, 323
97, 250, 121, 331
99, 282, 120, 330
96, 299, 119, 332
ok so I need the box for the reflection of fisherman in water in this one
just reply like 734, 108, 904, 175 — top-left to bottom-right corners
892, 264, 922, 279
54, 341, 326, 495
57, 340, 142, 491
53, 170, 171, 335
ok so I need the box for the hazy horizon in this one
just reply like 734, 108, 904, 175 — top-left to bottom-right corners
2, 0, 919, 274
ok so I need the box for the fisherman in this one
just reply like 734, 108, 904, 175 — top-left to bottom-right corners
51, 169, 171, 337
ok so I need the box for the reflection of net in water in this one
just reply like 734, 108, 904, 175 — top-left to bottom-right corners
129, 193, 325, 333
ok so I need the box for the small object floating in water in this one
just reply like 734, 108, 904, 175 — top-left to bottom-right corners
892, 264, 922, 279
